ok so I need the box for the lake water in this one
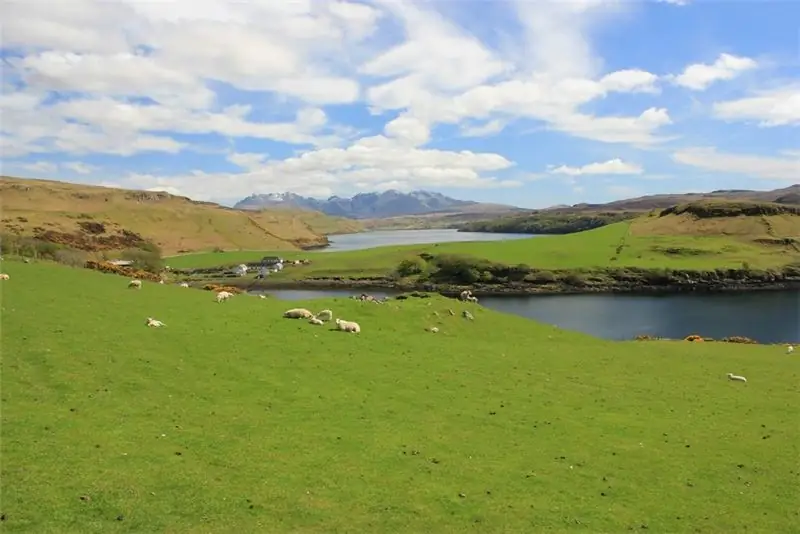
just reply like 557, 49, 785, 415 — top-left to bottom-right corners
320, 229, 535, 252
255, 288, 800, 344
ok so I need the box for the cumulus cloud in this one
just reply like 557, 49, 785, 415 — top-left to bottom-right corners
670, 53, 758, 91
672, 147, 799, 180
712, 86, 800, 127
548, 158, 644, 176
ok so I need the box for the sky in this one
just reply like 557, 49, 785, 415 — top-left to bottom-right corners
1, 0, 798, 209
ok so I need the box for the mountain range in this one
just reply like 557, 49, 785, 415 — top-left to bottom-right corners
234, 190, 517, 219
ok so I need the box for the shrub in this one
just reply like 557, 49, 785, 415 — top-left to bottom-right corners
121, 245, 164, 273
526, 270, 556, 284
721, 336, 758, 344
561, 272, 588, 287
54, 249, 89, 268
396, 258, 426, 277
201, 284, 243, 294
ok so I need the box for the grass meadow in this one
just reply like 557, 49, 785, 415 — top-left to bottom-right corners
1, 261, 799, 533
166, 221, 800, 277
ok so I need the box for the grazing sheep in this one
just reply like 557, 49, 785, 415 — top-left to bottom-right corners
309, 317, 325, 326
0, 273, 9, 280
146, 317, 166, 328
259, 294, 267, 299
179, 282, 190, 288
283, 308, 314, 319
727, 373, 747, 383
462, 310, 474, 320
216, 290, 233, 303
335, 318, 361, 333
159, 279, 165, 285
459, 289, 472, 301
315, 309, 333, 322
128, 279, 142, 289
466, 295, 479, 304
787, 345, 794, 354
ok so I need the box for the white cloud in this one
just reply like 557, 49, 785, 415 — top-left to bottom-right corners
18, 161, 58, 174
228, 153, 270, 171
672, 147, 800, 180
712, 86, 800, 127
670, 53, 758, 91
656, 0, 690, 5
63, 162, 98, 174
548, 158, 644, 176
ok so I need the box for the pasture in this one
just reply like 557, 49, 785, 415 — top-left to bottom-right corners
1, 261, 799, 533
167, 220, 800, 277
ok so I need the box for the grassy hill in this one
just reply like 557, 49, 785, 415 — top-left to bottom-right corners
2, 260, 798, 533
459, 187, 800, 235
0, 176, 363, 255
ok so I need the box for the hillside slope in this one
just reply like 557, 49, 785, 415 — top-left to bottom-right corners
0, 176, 362, 254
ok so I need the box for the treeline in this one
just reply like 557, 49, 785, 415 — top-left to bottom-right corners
457, 211, 639, 234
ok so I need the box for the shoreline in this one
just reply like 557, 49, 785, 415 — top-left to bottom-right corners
217, 276, 800, 297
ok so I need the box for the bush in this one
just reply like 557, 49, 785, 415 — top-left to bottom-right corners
54, 249, 89, 267
525, 270, 556, 284
396, 258, 426, 277
721, 336, 758, 344
684, 335, 704, 342
561, 272, 588, 287
121, 245, 164, 273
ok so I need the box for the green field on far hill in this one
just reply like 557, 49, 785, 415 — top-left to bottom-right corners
1, 261, 799, 533
167, 219, 800, 279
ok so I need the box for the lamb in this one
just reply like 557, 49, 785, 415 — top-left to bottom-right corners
128, 279, 142, 289
283, 308, 314, 319
727, 373, 747, 383
216, 290, 233, 303
309, 317, 325, 326
787, 345, 794, 354
335, 318, 361, 333
315, 309, 333, 322
179, 282, 190, 288
0, 273, 9, 280
459, 289, 472, 301
146, 317, 166, 328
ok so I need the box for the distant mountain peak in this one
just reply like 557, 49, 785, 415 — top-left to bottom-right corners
233, 189, 499, 219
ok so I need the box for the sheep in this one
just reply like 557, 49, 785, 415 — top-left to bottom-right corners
426, 326, 439, 333
315, 309, 333, 322
727, 373, 747, 383
283, 308, 314, 319
215, 290, 233, 303
0, 273, 9, 280
462, 310, 474, 320
179, 282, 190, 288
128, 279, 142, 289
459, 289, 472, 301
309, 317, 325, 326
259, 294, 267, 299
787, 345, 795, 354
335, 318, 361, 333
466, 295, 479, 304
146, 317, 166, 328
159, 279, 165, 285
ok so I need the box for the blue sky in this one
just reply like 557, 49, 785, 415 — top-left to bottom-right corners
2, 0, 798, 208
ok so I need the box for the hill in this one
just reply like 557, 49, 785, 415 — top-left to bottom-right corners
0, 176, 363, 255
2, 260, 798, 532
234, 189, 522, 219
460, 185, 800, 235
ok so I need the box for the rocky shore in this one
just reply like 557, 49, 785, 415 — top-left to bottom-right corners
216, 270, 800, 297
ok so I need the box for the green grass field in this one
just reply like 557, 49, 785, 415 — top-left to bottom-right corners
167, 221, 800, 278
2, 261, 799, 533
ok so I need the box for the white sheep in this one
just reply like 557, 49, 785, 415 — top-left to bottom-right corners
727, 373, 747, 383
216, 290, 233, 303
179, 282, 190, 288
335, 318, 361, 333
259, 294, 266, 299
283, 308, 314, 319
466, 295, 479, 304
0, 273, 9, 280
427, 326, 439, 333
459, 290, 472, 301
315, 309, 333, 322
787, 345, 794, 354
309, 317, 325, 326
159, 280, 165, 285
128, 279, 142, 289
146, 317, 166, 328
